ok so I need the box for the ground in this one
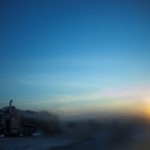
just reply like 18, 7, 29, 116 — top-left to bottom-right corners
1, 122, 150, 150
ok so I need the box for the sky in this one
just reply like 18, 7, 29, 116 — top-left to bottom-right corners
0, 0, 150, 117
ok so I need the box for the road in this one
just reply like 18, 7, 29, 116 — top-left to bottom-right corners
51, 127, 150, 150
1, 126, 150, 150
51, 130, 131, 150
0, 135, 75, 150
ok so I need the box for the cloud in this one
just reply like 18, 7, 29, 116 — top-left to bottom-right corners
15, 83, 150, 116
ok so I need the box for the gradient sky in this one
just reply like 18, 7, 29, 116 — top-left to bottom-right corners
0, 0, 150, 117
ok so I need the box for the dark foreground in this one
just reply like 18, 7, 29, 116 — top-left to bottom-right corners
51, 127, 150, 150
1, 127, 150, 150
1, 119, 150, 150
0, 135, 75, 150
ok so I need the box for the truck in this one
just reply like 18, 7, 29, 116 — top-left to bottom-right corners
0, 100, 60, 136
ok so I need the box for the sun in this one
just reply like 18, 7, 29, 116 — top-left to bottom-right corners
142, 97, 150, 118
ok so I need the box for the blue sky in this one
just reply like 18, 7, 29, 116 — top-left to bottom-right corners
0, 0, 150, 116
